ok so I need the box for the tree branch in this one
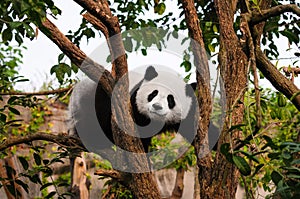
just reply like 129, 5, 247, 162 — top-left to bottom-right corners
73, 0, 118, 34
255, 47, 300, 110
74, 2, 160, 199
82, 12, 117, 76
240, 14, 262, 128
0, 86, 72, 96
251, 4, 300, 25
181, 0, 213, 194
94, 169, 122, 181
38, 17, 114, 95
82, 12, 109, 39
73, 0, 127, 79
283, 67, 300, 75
181, 0, 212, 140
0, 132, 86, 152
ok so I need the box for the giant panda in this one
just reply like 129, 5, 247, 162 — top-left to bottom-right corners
69, 66, 218, 154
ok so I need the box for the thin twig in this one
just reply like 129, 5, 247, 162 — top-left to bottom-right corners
0, 86, 72, 96
251, 4, 300, 25
0, 132, 85, 152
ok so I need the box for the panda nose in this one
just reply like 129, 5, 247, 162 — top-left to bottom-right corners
152, 103, 163, 110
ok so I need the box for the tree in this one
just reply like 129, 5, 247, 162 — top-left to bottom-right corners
0, 0, 299, 198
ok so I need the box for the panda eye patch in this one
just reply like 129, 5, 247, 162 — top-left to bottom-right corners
147, 90, 158, 102
167, 95, 176, 109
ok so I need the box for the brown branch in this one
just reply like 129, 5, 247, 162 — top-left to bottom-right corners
244, 1, 300, 110
283, 67, 300, 82
255, 46, 300, 110
38, 17, 114, 95
75, 2, 160, 199
94, 169, 122, 181
0, 132, 86, 152
82, 12, 109, 39
73, 0, 127, 79
241, 14, 262, 128
82, 12, 116, 76
181, 0, 213, 197
73, 0, 118, 34
170, 168, 185, 199
0, 86, 72, 96
251, 4, 300, 25
181, 0, 212, 149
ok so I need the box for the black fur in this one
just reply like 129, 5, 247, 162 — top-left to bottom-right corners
93, 66, 198, 152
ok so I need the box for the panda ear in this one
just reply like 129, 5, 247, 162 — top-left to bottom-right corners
144, 66, 158, 81
186, 83, 196, 97
190, 82, 197, 91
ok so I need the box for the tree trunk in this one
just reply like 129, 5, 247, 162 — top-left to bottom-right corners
70, 153, 90, 199
210, 1, 248, 198
182, 0, 248, 198
170, 168, 185, 199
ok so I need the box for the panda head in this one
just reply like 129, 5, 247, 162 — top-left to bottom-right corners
135, 66, 195, 124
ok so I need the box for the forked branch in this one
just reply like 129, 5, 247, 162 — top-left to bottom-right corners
255, 46, 300, 110
0, 132, 85, 152
251, 4, 300, 24
39, 18, 114, 94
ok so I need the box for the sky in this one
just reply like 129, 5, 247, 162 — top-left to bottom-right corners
16, 1, 299, 91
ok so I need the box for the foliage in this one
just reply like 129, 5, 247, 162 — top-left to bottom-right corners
0, 42, 27, 92
0, 0, 300, 198
221, 88, 300, 197
102, 179, 133, 199
150, 131, 197, 170
0, 0, 61, 45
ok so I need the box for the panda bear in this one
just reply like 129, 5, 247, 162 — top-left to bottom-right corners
69, 66, 218, 154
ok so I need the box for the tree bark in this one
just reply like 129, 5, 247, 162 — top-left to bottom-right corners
70, 153, 90, 199
210, 0, 248, 198
170, 168, 185, 199
181, 0, 213, 197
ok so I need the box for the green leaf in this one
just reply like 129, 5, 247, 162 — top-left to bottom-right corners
58, 53, 65, 63
33, 153, 42, 166
23, 23, 35, 39
9, 22, 23, 29
71, 62, 78, 73
252, 0, 258, 5
154, 3, 166, 15
59, 63, 72, 77
45, 191, 56, 199
15, 180, 29, 193
212, 25, 218, 33
235, 150, 259, 163
124, 37, 133, 52
7, 96, 19, 105
233, 155, 251, 176
180, 60, 191, 72
141, 48, 147, 56
281, 150, 291, 160
18, 156, 29, 170
253, 164, 264, 176
0, 113, 7, 123
280, 29, 299, 44
220, 143, 230, 155
271, 170, 283, 185
8, 107, 20, 115
40, 182, 54, 191
277, 93, 287, 107
208, 43, 215, 52
50, 64, 59, 75
2, 28, 13, 42
172, 30, 178, 39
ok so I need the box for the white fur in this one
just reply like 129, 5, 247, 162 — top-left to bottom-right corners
135, 70, 192, 124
